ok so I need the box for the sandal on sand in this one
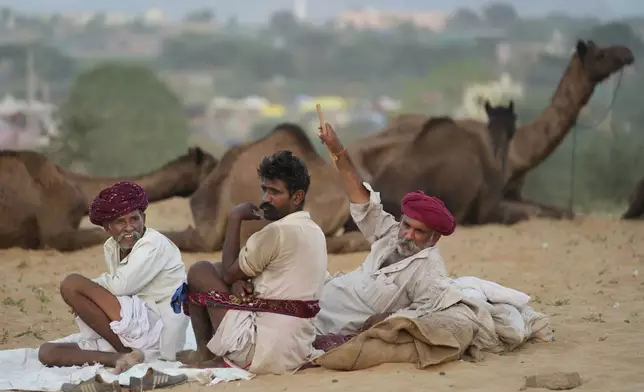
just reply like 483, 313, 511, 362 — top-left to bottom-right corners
128, 368, 188, 390
61, 375, 122, 392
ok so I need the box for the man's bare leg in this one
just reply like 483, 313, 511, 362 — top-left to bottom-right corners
59, 273, 129, 353
179, 260, 230, 368
38, 343, 144, 373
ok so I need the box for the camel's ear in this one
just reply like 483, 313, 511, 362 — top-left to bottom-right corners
576, 40, 588, 59
193, 147, 204, 164
508, 100, 514, 111
484, 100, 491, 111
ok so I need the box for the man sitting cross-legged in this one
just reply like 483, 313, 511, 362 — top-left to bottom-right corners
178, 150, 328, 375
38, 181, 189, 374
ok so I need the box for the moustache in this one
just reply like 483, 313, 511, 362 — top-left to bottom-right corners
259, 203, 279, 220
259, 203, 277, 213
395, 238, 420, 256
117, 230, 142, 242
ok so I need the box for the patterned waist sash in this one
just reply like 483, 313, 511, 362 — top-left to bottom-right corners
184, 289, 320, 319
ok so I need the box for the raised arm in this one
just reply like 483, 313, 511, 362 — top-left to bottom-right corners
318, 123, 398, 243
318, 123, 370, 205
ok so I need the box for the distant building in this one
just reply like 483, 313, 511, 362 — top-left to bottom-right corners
0, 94, 58, 150
144, 8, 166, 25
336, 9, 448, 32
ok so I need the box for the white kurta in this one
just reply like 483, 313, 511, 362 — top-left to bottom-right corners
207, 211, 328, 375
89, 228, 189, 361
314, 183, 452, 336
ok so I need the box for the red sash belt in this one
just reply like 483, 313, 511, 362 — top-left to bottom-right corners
185, 290, 320, 319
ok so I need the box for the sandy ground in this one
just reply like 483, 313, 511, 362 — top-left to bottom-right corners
1, 197, 644, 392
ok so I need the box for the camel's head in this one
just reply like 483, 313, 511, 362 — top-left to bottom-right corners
167, 147, 218, 197
575, 39, 634, 83
484, 100, 517, 172
484, 100, 517, 143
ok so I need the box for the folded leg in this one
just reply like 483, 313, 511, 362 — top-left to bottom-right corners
180, 260, 231, 367
59, 273, 128, 353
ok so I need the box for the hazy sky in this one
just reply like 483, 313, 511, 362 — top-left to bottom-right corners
0, 0, 640, 23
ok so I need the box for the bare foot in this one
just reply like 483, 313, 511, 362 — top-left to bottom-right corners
179, 357, 226, 369
113, 349, 144, 374
177, 349, 215, 365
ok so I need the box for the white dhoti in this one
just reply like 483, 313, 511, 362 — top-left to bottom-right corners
75, 295, 164, 361
207, 310, 256, 369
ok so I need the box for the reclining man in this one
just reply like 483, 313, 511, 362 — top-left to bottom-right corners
38, 181, 188, 373
178, 150, 328, 375
314, 123, 458, 343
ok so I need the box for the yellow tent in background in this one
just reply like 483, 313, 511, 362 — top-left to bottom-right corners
261, 103, 286, 118
298, 96, 347, 112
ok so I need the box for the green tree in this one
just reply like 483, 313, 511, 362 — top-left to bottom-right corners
52, 63, 189, 176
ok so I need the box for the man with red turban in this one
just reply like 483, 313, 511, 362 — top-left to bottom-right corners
313, 123, 459, 341
38, 181, 189, 384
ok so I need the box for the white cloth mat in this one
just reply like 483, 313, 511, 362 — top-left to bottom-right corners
0, 321, 255, 391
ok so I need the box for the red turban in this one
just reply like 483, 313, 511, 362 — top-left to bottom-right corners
401, 191, 456, 236
89, 181, 148, 226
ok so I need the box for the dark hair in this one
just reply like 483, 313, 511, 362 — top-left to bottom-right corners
257, 150, 311, 195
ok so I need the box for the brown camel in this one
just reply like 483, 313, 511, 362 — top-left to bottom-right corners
350, 40, 634, 221
369, 96, 522, 226
622, 176, 644, 219
0, 147, 217, 251
163, 123, 351, 252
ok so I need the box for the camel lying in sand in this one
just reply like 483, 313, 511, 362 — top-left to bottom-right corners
349, 40, 634, 223
371, 99, 521, 226
0, 147, 217, 251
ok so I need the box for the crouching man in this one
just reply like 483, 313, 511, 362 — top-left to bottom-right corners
38, 181, 188, 373
178, 151, 328, 375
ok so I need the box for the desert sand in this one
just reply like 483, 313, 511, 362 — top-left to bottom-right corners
1, 197, 643, 392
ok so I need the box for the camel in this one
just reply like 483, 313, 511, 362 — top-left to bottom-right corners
349, 40, 634, 221
0, 147, 217, 251
369, 98, 521, 226
622, 176, 644, 219
162, 123, 351, 252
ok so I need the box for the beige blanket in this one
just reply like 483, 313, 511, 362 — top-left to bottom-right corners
313, 298, 553, 371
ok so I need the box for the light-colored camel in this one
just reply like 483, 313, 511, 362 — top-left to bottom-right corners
622, 176, 644, 219
162, 123, 351, 252
350, 40, 634, 220
0, 147, 217, 251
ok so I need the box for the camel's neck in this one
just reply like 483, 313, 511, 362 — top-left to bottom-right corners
68, 166, 189, 209
508, 58, 596, 180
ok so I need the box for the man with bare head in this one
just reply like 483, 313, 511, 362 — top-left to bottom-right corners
314, 123, 457, 342
177, 150, 328, 375
38, 181, 188, 374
